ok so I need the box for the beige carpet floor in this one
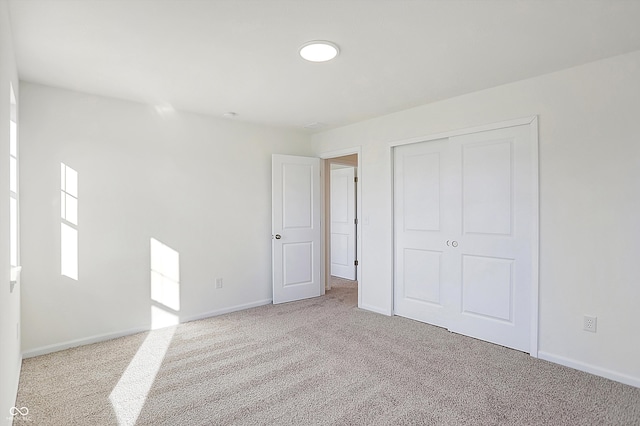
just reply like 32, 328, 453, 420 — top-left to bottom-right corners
14, 278, 640, 425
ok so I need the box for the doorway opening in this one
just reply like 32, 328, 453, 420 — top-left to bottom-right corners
323, 153, 360, 305
271, 151, 361, 307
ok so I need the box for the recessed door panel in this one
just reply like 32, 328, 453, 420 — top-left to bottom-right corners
331, 234, 349, 266
404, 249, 442, 305
462, 255, 513, 322
331, 173, 349, 223
283, 242, 313, 286
463, 140, 512, 236
283, 163, 313, 229
404, 152, 441, 232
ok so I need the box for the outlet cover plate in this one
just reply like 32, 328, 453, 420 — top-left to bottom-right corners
583, 315, 597, 333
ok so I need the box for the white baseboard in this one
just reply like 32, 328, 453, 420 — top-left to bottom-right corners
182, 298, 272, 323
538, 351, 640, 388
23, 327, 148, 359
22, 299, 273, 359
359, 303, 392, 316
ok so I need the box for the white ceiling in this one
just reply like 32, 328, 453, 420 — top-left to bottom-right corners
8, 0, 640, 131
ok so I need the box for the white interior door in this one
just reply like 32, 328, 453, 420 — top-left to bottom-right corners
447, 125, 533, 352
272, 154, 321, 304
394, 124, 534, 352
330, 167, 356, 280
394, 138, 454, 329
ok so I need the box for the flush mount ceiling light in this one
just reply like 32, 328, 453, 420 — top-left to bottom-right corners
304, 121, 326, 130
154, 103, 175, 115
299, 41, 340, 62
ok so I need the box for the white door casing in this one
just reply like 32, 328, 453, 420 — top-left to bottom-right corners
330, 167, 356, 280
394, 123, 535, 353
272, 154, 322, 304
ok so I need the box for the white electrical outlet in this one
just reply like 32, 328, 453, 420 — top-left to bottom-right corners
583, 315, 597, 333
215, 278, 223, 289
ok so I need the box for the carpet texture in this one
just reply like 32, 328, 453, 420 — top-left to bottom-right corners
14, 278, 640, 425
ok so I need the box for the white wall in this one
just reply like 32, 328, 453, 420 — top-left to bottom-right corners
311, 50, 640, 386
19, 83, 312, 355
0, 1, 21, 422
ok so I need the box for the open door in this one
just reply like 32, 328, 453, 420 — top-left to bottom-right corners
272, 154, 322, 304
330, 166, 356, 280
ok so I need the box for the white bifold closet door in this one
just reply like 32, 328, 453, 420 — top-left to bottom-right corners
394, 124, 534, 352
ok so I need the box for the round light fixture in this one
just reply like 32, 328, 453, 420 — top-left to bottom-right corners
299, 40, 340, 62
304, 122, 326, 130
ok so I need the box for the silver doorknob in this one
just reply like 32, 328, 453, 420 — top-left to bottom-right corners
452, 241, 458, 247
275, 234, 282, 240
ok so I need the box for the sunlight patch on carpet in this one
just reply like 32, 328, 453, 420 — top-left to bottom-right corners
109, 327, 175, 425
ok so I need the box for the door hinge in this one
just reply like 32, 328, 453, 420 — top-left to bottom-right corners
354, 176, 358, 183
354, 260, 359, 266
354, 218, 358, 225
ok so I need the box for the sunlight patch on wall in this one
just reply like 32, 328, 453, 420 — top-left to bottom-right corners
60, 223, 78, 280
109, 326, 175, 425
61, 163, 79, 279
61, 163, 78, 224
9, 83, 18, 271
150, 238, 180, 329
